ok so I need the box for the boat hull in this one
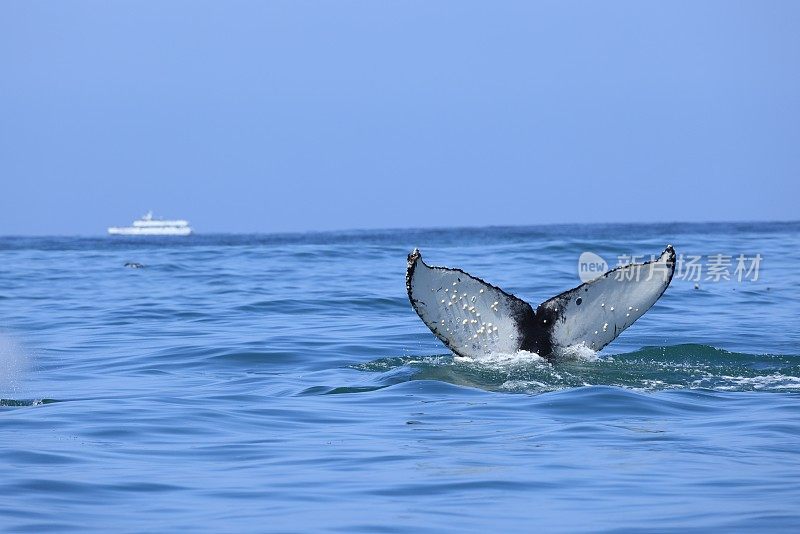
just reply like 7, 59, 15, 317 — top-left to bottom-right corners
108, 226, 193, 236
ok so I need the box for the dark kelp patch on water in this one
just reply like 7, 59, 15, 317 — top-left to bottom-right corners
0, 398, 60, 408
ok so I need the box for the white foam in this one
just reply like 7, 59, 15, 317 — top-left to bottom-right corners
695, 373, 800, 392
452, 343, 604, 366
553, 343, 601, 362
454, 349, 547, 366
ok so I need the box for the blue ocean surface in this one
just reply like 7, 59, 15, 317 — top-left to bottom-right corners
1, 222, 799, 532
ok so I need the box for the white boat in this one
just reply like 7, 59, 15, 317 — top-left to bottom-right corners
108, 211, 193, 236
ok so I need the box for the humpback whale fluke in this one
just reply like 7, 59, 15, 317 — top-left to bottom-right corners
406, 245, 676, 360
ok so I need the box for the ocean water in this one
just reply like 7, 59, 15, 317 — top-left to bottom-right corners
1, 222, 799, 532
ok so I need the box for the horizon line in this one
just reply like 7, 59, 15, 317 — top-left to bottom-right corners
1, 218, 798, 239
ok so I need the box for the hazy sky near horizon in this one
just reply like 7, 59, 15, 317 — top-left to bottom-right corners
1, 1, 798, 235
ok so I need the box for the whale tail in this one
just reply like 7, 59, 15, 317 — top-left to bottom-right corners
406, 246, 675, 359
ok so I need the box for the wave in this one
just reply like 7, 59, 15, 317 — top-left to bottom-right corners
349, 344, 800, 395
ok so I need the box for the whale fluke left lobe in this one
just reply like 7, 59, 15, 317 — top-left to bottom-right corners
406, 251, 539, 358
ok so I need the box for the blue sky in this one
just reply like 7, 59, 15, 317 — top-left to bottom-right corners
1, 1, 798, 235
